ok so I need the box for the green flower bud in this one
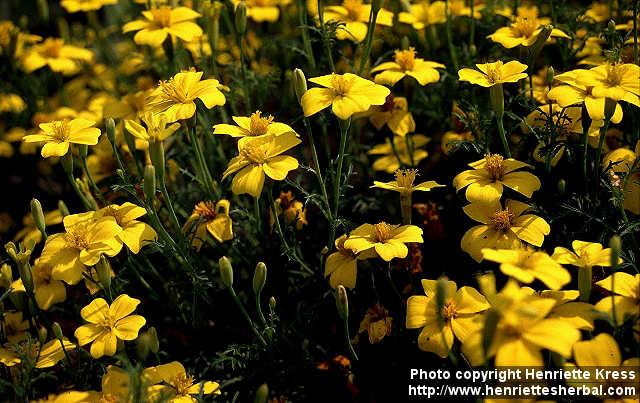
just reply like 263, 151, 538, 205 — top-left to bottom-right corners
609, 235, 621, 268
58, 200, 70, 217
38, 327, 48, 344
557, 179, 566, 194
136, 327, 160, 360
235, 2, 247, 35
528, 25, 553, 63
253, 262, 267, 295
19, 261, 34, 295
546, 66, 555, 85
149, 141, 165, 184
400, 36, 410, 51
254, 384, 269, 403
96, 256, 112, 291
219, 256, 234, 288
37, 0, 49, 23
30, 198, 47, 240
269, 296, 276, 310
144, 165, 157, 203
469, 44, 477, 57
293, 68, 307, 103
52, 322, 64, 340
336, 285, 349, 320
106, 118, 116, 145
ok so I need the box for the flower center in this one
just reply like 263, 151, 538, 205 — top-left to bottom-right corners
42, 39, 63, 58
343, 0, 363, 20
490, 208, 515, 231
512, 16, 538, 38
604, 64, 623, 86
172, 373, 195, 396
98, 313, 117, 329
485, 62, 503, 84
51, 120, 71, 142
440, 301, 457, 320
249, 111, 274, 136
374, 222, 398, 242
484, 153, 505, 180
99, 394, 119, 403
33, 265, 53, 285
394, 168, 418, 189
159, 79, 189, 103
102, 206, 124, 226
240, 143, 269, 164
193, 201, 218, 219
151, 7, 173, 28
394, 48, 416, 71
330, 74, 353, 97
65, 227, 90, 250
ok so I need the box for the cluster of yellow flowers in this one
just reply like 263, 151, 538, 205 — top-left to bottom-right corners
0, 0, 639, 400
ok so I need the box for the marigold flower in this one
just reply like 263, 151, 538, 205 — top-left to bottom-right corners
368, 134, 430, 173
406, 279, 490, 357
0, 338, 76, 368
39, 216, 123, 285
366, 95, 415, 137
146, 361, 221, 401
603, 143, 639, 215
574, 63, 640, 103
488, 16, 569, 49
61, 0, 118, 13
541, 290, 597, 330
371, 48, 444, 87
552, 240, 622, 269
372, 169, 444, 195
11, 258, 66, 310
458, 60, 528, 87
183, 200, 233, 250
14, 209, 62, 246
21, 38, 93, 75
97, 203, 157, 254
213, 110, 297, 138
322, 0, 393, 42
453, 154, 541, 202
358, 304, 392, 344
236, 0, 292, 22
270, 191, 307, 230
398, 2, 445, 30
222, 132, 301, 197
344, 222, 423, 261
594, 272, 639, 324
74, 294, 146, 359
23, 118, 101, 158
0, 93, 26, 114
123, 6, 203, 47
324, 234, 375, 289
461, 198, 550, 262
1, 312, 29, 344
147, 71, 226, 122
124, 112, 181, 149
482, 247, 570, 290
301, 73, 390, 120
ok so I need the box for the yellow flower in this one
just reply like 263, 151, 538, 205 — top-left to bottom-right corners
21, 38, 93, 75
453, 154, 541, 202
458, 61, 528, 87
1, 312, 29, 344
98, 203, 157, 254
406, 279, 489, 357
322, 0, 393, 42
462, 279, 581, 366
604, 142, 639, 215
482, 247, 570, 290
398, 2, 446, 30
368, 134, 430, 173
583, 1, 614, 23
60, 0, 118, 13
223, 132, 300, 197
183, 200, 233, 250
0, 93, 26, 114
301, 73, 390, 120
270, 191, 307, 230
0, 338, 76, 368
488, 16, 569, 48
594, 272, 639, 325
213, 110, 297, 138
146, 70, 226, 122
574, 63, 640, 104
461, 198, 550, 262
22, 118, 101, 158
324, 234, 376, 288
124, 112, 181, 150
541, 290, 597, 330
14, 209, 63, 246
371, 48, 444, 87
11, 258, 66, 311
357, 304, 393, 344
366, 95, 415, 137
146, 361, 221, 402
551, 240, 621, 270
372, 168, 444, 195
74, 294, 146, 359
237, 0, 292, 22
123, 7, 203, 47
343, 222, 423, 261
39, 216, 123, 285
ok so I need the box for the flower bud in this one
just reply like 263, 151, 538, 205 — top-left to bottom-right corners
336, 285, 349, 320
235, 2, 247, 35
253, 262, 267, 295
469, 44, 477, 57
254, 384, 269, 403
30, 198, 47, 240
38, 326, 48, 344
149, 141, 166, 184
269, 296, 276, 311
144, 165, 156, 203
123, 131, 137, 161
435, 276, 449, 313
106, 118, 116, 146
219, 256, 233, 288
557, 179, 566, 194
400, 36, 410, 51
609, 235, 621, 268
52, 322, 64, 340
37, 0, 49, 23
293, 68, 307, 103
136, 326, 160, 360
546, 66, 554, 85
604, 98, 616, 122
58, 200, 70, 216
5, 241, 32, 268
528, 25, 553, 63
96, 256, 112, 291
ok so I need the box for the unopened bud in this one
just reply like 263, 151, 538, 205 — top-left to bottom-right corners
254, 384, 269, 403
546, 66, 554, 85
336, 285, 349, 320
106, 118, 116, 145
144, 165, 156, 203
253, 262, 267, 295
469, 44, 477, 57
235, 2, 247, 35
149, 141, 165, 183
18, 263, 33, 295
528, 25, 553, 63
52, 322, 64, 340
607, 20, 616, 33
136, 326, 160, 360
400, 36, 410, 50
58, 200, 70, 216
557, 179, 566, 194
30, 198, 47, 240
293, 68, 307, 103
0, 263, 12, 289
38, 327, 48, 344
37, 0, 49, 23
269, 296, 276, 310
219, 256, 233, 288
96, 256, 112, 291
609, 235, 621, 268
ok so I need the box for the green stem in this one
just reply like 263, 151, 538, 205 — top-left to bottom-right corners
255, 293, 268, 327
578, 266, 592, 302
80, 154, 107, 205
297, 0, 316, 69
342, 317, 358, 361
187, 122, 216, 195
228, 287, 268, 346
496, 114, 511, 158
329, 119, 351, 247
445, 0, 459, 71
303, 117, 332, 219
357, 4, 380, 75
317, 0, 335, 71
593, 117, 611, 196
254, 196, 262, 231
